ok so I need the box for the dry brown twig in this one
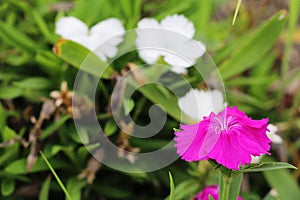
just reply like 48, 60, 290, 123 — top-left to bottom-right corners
26, 99, 56, 171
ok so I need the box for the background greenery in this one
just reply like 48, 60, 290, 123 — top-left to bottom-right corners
0, 0, 300, 199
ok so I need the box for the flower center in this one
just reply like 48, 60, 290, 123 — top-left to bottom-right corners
211, 115, 241, 134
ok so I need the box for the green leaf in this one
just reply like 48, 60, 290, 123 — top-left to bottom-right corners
219, 10, 287, 80
0, 102, 6, 132
0, 126, 19, 166
66, 178, 86, 200
260, 156, 300, 199
35, 50, 62, 77
31, 10, 54, 43
0, 21, 41, 53
229, 173, 243, 200
13, 77, 52, 90
281, 0, 300, 77
53, 39, 114, 79
1, 179, 15, 196
41, 115, 71, 140
123, 98, 135, 115
192, 0, 212, 29
165, 179, 200, 200
225, 76, 276, 86
5, 157, 69, 174
232, 0, 242, 26
104, 118, 118, 136
0, 86, 23, 99
241, 162, 297, 173
168, 172, 175, 200
40, 151, 72, 200
39, 176, 51, 200
264, 170, 300, 200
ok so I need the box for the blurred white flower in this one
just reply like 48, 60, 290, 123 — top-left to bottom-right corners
136, 15, 206, 74
178, 89, 226, 121
251, 124, 283, 163
55, 16, 125, 62
266, 124, 283, 144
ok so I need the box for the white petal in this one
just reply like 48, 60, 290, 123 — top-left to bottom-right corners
160, 14, 195, 38
55, 16, 88, 39
211, 90, 226, 113
268, 124, 278, 133
137, 49, 161, 64
162, 35, 206, 72
136, 18, 165, 64
90, 18, 125, 43
251, 155, 261, 163
93, 48, 107, 62
163, 53, 193, 69
170, 65, 188, 74
178, 89, 226, 121
137, 18, 160, 29
266, 124, 282, 144
89, 18, 125, 60
71, 36, 93, 50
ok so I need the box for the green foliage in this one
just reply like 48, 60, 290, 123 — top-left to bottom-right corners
168, 172, 175, 200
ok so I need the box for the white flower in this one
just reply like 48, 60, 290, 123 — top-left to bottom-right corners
266, 124, 283, 144
251, 124, 283, 163
136, 15, 206, 74
55, 16, 125, 62
178, 89, 226, 121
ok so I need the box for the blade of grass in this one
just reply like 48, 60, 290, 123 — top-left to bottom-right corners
232, 0, 242, 26
168, 172, 175, 200
40, 151, 72, 200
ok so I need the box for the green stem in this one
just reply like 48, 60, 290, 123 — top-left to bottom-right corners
222, 175, 231, 200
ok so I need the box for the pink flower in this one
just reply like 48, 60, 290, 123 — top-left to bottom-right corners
174, 106, 271, 170
194, 185, 243, 200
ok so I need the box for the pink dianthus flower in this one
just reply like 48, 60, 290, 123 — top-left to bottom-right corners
174, 106, 271, 170
194, 185, 242, 200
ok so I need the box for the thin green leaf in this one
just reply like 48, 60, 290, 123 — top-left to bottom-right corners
40, 151, 72, 200
0, 21, 41, 53
13, 77, 52, 90
264, 170, 300, 199
66, 178, 86, 200
229, 173, 243, 200
241, 162, 297, 173
41, 115, 71, 140
281, 0, 300, 78
0, 127, 19, 166
5, 157, 68, 174
165, 179, 199, 200
219, 10, 287, 80
232, 0, 242, 26
104, 119, 118, 136
39, 175, 52, 200
168, 172, 175, 200
35, 51, 62, 77
225, 76, 276, 86
53, 39, 114, 79
123, 98, 135, 115
31, 10, 54, 43
0, 86, 23, 99
0, 102, 6, 131
1, 179, 15, 196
